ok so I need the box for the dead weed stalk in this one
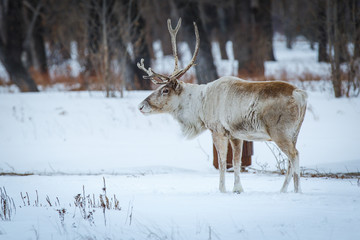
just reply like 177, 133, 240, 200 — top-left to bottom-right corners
1, 187, 16, 221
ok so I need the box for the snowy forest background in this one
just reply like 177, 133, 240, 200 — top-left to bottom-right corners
0, 0, 359, 97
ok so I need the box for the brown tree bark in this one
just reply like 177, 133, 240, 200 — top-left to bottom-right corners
131, 0, 151, 90
232, 0, 268, 77
328, 0, 342, 97
23, 0, 48, 75
354, 0, 360, 59
281, 0, 297, 49
317, 0, 329, 62
232, 0, 252, 75
0, 0, 39, 92
216, 7, 230, 60
175, 1, 218, 84
260, 0, 276, 61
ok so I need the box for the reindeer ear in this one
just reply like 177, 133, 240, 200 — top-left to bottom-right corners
171, 80, 182, 93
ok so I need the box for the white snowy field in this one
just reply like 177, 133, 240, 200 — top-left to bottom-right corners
1, 174, 360, 240
1, 39, 360, 239
0, 88, 360, 175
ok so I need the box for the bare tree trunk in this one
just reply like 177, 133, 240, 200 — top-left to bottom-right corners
102, 0, 112, 97
131, 0, 151, 90
333, 0, 342, 97
176, 1, 218, 84
23, 0, 48, 74
133, 35, 152, 90
115, 1, 135, 91
328, 0, 342, 97
123, 52, 136, 90
337, 1, 348, 63
199, 2, 229, 59
33, 24, 48, 74
318, 0, 329, 62
354, 0, 360, 59
261, 0, 276, 61
282, 0, 297, 49
116, 0, 147, 90
84, 0, 101, 90
249, 0, 266, 76
346, 0, 360, 96
230, 0, 272, 78
0, 0, 38, 92
149, 0, 173, 56
26, 0, 49, 86
216, 8, 229, 60
233, 0, 267, 77
233, 0, 252, 74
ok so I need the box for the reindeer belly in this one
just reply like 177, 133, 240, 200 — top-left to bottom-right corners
206, 119, 271, 141
232, 130, 271, 141
228, 119, 271, 141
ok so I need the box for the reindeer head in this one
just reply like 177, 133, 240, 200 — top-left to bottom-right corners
138, 18, 199, 115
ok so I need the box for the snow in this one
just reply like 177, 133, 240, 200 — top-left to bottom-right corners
1, 39, 360, 239
1, 88, 359, 175
0, 91, 360, 174
0, 91, 213, 175
1, 174, 359, 239
265, 39, 332, 79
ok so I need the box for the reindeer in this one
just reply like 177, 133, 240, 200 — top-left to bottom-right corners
137, 18, 307, 193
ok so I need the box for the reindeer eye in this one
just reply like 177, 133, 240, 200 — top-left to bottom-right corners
162, 88, 169, 95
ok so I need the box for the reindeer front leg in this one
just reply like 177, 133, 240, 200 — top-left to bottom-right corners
212, 132, 228, 193
229, 138, 244, 193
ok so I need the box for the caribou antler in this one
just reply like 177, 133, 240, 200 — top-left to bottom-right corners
167, 18, 182, 74
171, 21, 200, 80
137, 59, 169, 85
136, 18, 200, 85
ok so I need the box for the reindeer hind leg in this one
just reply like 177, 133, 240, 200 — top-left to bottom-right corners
274, 138, 301, 193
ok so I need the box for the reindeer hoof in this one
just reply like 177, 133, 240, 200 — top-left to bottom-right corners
233, 186, 244, 194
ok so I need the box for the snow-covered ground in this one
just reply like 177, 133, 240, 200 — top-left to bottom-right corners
1, 88, 360, 175
1, 39, 360, 239
1, 174, 360, 240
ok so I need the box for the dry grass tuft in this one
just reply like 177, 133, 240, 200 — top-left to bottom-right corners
1, 187, 16, 221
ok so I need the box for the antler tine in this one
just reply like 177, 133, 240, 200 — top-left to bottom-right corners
167, 18, 182, 73
137, 58, 152, 76
136, 58, 170, 84
175, 21, 200, 80
136, 19, 198, 84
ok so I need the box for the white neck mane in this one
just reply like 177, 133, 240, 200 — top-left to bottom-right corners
171, 83, 207, 139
